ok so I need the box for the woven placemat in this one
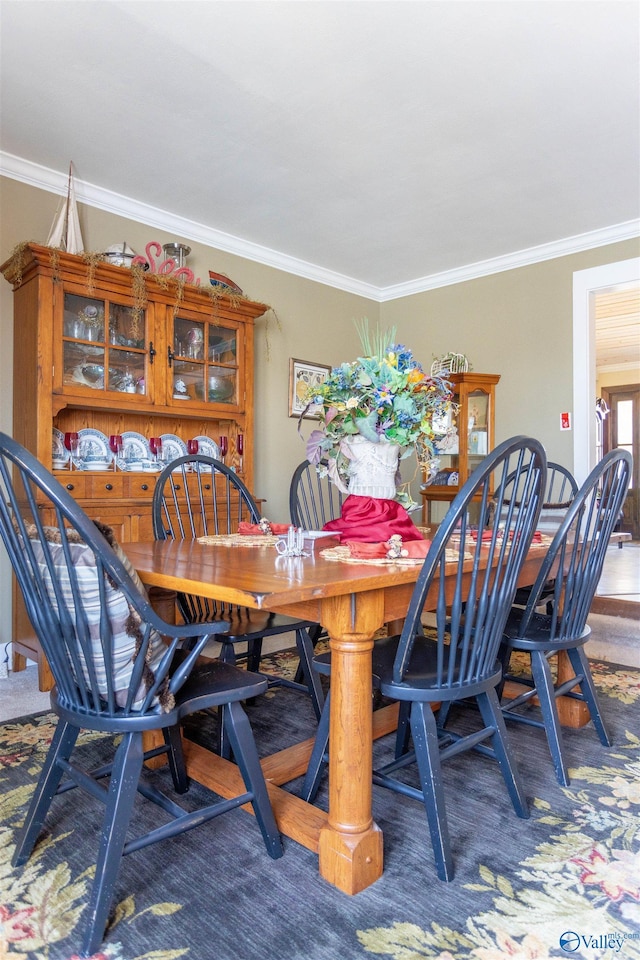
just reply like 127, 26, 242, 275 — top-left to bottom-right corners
320, 545, 469, 566
197, 533, 279, 547
449, 532, 554, 547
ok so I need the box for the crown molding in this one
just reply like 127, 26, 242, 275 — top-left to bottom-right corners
0, 153, 379, 300
378, 220, 640, 302
2, 152, 638, 303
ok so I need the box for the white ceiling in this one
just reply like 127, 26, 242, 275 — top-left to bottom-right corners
1, 0, 639, 299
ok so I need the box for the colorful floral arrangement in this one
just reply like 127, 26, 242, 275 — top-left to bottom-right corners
302, 320, 456, 504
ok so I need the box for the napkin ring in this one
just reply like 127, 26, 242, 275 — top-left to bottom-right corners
385, 535, 404, 559
258, 517, 273, 535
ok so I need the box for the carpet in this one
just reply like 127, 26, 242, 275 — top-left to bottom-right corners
1, 650, 639, 960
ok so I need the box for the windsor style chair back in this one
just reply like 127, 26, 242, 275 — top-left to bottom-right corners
499, 448, 632, 785
0, 433, 282, 957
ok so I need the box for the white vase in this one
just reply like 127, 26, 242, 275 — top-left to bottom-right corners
341, 435, 400, 499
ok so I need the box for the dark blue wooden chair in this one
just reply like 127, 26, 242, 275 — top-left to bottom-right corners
0, 433, 283, 958
289, 459, 345, 529
288, 458, 345, 679
542, 461, 578, 504
498, 448, 632, 786
302, 436, 547, 881
152, 454, 324, 756
506, 460, 578, 611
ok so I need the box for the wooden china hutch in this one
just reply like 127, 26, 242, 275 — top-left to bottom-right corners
421, 372, 500, 525
2, 243, 267, 689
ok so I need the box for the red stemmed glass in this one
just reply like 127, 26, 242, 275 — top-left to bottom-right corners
237, 434, 244, 472
109, 434, 123, 470
219, 436, 228, 462
64, 432, 79, 470
149, 437, 163, 467
187, 438, 199, 470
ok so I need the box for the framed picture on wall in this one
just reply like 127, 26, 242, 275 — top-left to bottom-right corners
288, 358, 331, 419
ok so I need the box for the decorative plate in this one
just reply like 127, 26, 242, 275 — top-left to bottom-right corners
191, 436, 221, 461
159, 434, 187, 466
208, 271, 243, 295
52, 428, 69, 464
77, 428, 112, 468
117, 431, 151, 470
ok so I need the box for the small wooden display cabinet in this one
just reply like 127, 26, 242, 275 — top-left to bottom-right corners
421, 373, 500, 525
2, 243, 267, 689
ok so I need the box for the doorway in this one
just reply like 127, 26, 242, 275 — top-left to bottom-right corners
573, 258, 640, 617
602, 384, 639, 538
572, 257, 640, 483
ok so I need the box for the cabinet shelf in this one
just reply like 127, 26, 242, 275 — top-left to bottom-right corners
51, 395, 252, 421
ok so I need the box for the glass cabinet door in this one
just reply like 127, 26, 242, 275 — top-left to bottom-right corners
430, 406, 460, 486
62, 292, 148, 397
466, 389, 489, 470
172, 316, 238, 407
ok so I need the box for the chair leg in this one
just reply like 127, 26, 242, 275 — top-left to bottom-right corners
216, 709, 233, 762
246, 638, 263, 674
163, 725, 189, 794
566, 646, 612, 747
495, 643, 514, 700
529, 650, 570, 786
219, 642, 237, 665
409, 700, 454, 881
300, 689, 331, 802
294, 629, 325, 720
293, 624, 324, 684
81, 731, 145, 957
214, 644, 236, 760
394, 700, 412, 759
434, 700, 453, 733
476, 689, 529, 819
12, 720, 80, 867
222, 700, 284, 860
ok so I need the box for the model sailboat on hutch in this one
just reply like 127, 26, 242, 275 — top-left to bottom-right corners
46, 162, 84, 254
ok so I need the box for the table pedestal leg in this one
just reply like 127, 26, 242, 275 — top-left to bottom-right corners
317, 591, 385, 894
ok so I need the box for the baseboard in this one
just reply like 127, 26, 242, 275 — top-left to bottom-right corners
591, 597, 640, 621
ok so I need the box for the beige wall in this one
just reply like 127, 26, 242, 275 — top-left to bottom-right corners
381, 250, 639, 459
597, 367, 640, 392
1, 173, 638, 653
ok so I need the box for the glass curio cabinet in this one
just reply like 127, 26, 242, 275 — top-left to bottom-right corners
421, 373, 500, 525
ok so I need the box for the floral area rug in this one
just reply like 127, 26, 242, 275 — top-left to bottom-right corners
1, 650, 639, 960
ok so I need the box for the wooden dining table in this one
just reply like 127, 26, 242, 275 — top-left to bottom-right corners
124, 537, 548, 896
